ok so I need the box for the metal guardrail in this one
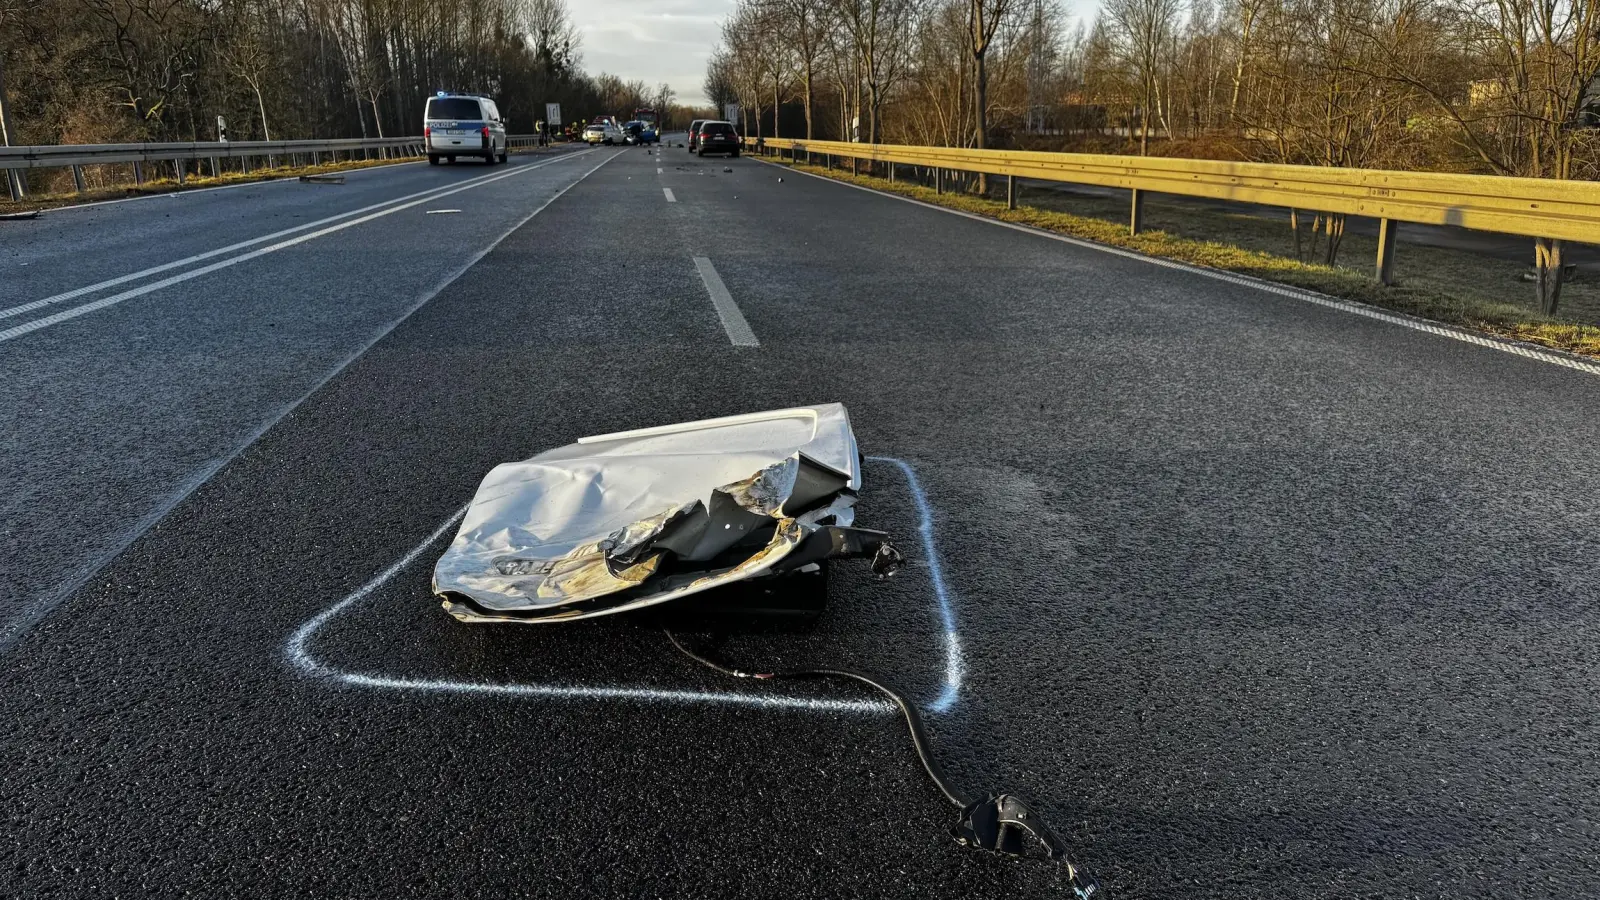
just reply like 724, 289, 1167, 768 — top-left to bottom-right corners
1, 134, 546, 199
759, 138, 1600, 284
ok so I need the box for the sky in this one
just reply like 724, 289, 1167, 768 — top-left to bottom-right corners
568, 0, 1101, 108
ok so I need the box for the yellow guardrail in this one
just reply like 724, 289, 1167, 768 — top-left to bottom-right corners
757, 137, 1600, 284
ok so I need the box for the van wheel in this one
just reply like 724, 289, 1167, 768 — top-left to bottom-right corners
731, 150, 740, 158
428, 155, 440, 165
498, 150, 508, 163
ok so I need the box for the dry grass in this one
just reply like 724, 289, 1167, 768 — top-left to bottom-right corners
778, 159, 1600, 360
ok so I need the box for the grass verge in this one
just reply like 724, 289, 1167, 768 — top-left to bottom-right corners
775, 159, 1600, 360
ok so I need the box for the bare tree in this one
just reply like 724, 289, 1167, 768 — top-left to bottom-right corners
823, 0, 923, 142
1104, 0, 1186, 153
763, 0, 831, 137
967, 0, 1013, 189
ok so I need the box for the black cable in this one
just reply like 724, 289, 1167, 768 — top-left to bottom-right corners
662, 627, 1102, 898
663, 628, 971, 808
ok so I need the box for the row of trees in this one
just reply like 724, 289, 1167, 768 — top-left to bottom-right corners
0, 0, 676, 153
708, 0, 1600, 311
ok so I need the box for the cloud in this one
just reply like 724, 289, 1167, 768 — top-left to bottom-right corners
569, 0, 738, 106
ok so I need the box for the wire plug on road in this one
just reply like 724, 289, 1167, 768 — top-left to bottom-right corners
663, 628, 1102, 897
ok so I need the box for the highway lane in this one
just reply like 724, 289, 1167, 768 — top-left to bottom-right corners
0, 146, 609, 646
4, 139, 1600, 898
0, 148, 578, 310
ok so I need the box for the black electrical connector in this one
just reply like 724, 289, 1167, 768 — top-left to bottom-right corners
663, 629, 1100, 898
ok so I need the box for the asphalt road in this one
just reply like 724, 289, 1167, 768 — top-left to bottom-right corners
4, 134, 1600, 899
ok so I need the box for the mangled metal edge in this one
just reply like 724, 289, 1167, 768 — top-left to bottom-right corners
432, 404, 900, 623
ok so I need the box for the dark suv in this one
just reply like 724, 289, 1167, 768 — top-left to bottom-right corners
695, 121, 740, 158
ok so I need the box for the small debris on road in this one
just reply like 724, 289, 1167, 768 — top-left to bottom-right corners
777, 177, 784, 183
723, 167, 732, 173
298, 174, 345, 185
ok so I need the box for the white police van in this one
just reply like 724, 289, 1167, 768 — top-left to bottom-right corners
424, 92, 508, 165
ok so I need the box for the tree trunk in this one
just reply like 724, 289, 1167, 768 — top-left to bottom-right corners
975, 50, 989, 194
254, 84, 272, 141
803, 66, 814, 139
1323, 214, 1345, 266
0, 49, 23, 199
1139, 78, 1151, 155
1536, 237, 1565, 315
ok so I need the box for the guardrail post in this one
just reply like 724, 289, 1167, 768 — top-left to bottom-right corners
174, 160, 185, 184
1129, 188, 1145, 234
4, 169, 21, 201
72, 165, 86, 193
241, 155, 250, 174
132, 161, 144, 186
209, 157, 219, 178
851, 156, 858, 176
888, 162, 895, 183
936, 168, 944, 194
1007, 175, 1016, 210
1375, 217, 1398, 285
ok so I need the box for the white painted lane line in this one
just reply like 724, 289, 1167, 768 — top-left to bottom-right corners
663, 188, 676, 202
11, 158, 428, 215
0, 150, 622, 652
693, 256, 758, 347
0, 151, 614, 344
0, 151, 593, 323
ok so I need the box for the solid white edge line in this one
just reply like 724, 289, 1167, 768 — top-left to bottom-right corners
0, 152, 598, 343
8, 158, 426, 215
0, 150, 592, 323
0, 149, 623, 653
761, 158, 1600, 379
692, 256, 759, 347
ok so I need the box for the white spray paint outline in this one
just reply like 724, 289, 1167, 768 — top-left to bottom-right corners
285, 456, 964, 715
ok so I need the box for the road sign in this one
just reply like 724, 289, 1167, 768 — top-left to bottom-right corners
724, 103, 740, 125
216, 116, 228, 142
544, 103, 561, 130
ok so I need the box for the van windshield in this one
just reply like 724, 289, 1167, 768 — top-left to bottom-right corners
426, 98, 482, 120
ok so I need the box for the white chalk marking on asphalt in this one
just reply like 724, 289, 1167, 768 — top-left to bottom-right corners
693, 256, 758, 347
0, 150, 593, 324
425, 209, 461, 214
766, 159, 1600, 380
663, 187, 676, 202
0, 150, 623, 653
284, 458, 961, 715
0, 152, 607, 344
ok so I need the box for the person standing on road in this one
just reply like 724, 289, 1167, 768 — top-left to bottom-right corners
535, 120, 546, 147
